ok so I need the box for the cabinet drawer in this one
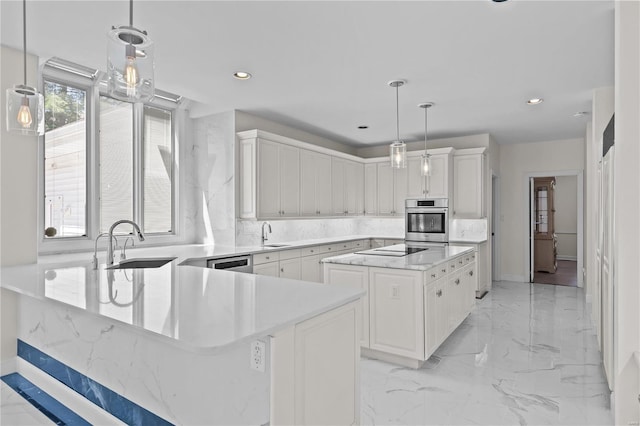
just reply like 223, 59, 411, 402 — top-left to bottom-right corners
301, 246, 322, 257
425, 267, 442, 284
336, 241, 355, 251
253, 251, 280, 265
463, 253, 472, 265
319, 244, 339, 254
279, 248, 301, 260
447, 259, 458, 272
353, 239, 371, 250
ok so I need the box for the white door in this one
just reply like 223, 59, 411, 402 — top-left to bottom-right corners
529, 177, 535, 282
377, 163, 394, 215
258, 140, 281, 218
601, 148, 614, 389
279, 145, 300, 217
300, 150, 318, 216
316, 154, 332, 216
280, 257, 302, 280
332, 158, 346, 215
364, 163, 378, 215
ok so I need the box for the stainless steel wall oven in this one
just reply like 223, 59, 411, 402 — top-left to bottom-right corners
405, 198, 449, 243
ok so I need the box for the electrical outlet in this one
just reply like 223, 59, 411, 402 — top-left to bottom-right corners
250, 340, 266, 372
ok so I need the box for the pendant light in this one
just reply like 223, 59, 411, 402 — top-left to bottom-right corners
6, 0, 44, 136
418, 102, 434, 176
389, 80, 407, 169
107, 0, 154, 102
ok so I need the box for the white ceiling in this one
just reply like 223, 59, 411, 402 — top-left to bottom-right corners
0, 0, 614, 147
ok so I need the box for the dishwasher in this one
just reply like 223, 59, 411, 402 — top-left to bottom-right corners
207, 255, 253, 273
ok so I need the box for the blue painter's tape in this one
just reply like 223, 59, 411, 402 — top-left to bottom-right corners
2, 372, 91, 425
17, 339, 173, 426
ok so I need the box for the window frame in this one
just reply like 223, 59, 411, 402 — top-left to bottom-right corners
38, 64, 183, 255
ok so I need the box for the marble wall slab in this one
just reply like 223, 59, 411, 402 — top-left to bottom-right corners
16, 295, 270, 425
449, 218, 488, 241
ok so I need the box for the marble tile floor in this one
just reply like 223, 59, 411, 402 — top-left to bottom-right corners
361, 280, 613, 426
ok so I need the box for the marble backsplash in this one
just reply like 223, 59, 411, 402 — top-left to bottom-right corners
449, 218, 488, 241
236, 217, 404, 247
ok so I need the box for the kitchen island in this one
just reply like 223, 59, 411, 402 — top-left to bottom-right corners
0, 245, 364, 425
323, 244, 476, 368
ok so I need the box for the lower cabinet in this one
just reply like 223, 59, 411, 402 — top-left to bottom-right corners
254, 261, 280, 277
279, 257, 301, 280
323, 264, 370, 347
324, 252, 476, 368
300, 254, 321, 282
369, 268, 424, 360
270, 301, 360, 426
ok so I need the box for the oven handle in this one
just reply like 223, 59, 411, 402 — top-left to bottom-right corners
406, 208, 448, 214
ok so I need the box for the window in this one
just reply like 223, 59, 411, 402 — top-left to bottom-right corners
43, 81, 87, 238
40, 59, 180, 251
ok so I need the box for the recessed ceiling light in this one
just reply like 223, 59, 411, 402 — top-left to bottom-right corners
573, 111, 589, 118
233, 71, 252, 80
358, 125, 369, 129
527, 98, 544, 105
492, 0, 508, 2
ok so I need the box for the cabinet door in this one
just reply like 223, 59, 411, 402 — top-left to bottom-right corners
258, 140, 281, 218
254, 261, 280, 277
394, 166, 408, 216
427, 153, 449, 199
300, 254, 321, 283
464, 264, 476, 314
344, 161, 361, 215
324, 264, 370, 348
332, 158, 346, 215
300, 150, 318, 216
279, 144, 300, 217
453, 154, 484, 218
448, 270, 464, 330
369, 268, 424, 359
315, 154, 332, 216
377, 163, 394, 215
364, 163, 378, 215
354, 162, 364, 215
425, 278, 446, 357
406, 156, 425, 199
280, 257, 302, 280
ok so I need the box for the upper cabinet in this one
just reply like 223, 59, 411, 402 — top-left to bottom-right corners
363, 163, 378, 216
300, 149, 332, 216
406, 148, 454, 200
452, 148, 486, 218
375, 162, 406, 216
258, 139, 300, 218
332, 158, 364, 216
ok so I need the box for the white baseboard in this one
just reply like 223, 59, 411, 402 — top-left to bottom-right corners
500, 274, 526, 283
557, 256, 578, 261
0, 357, 17, 375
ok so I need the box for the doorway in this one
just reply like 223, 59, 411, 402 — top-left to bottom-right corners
524, 170, 583, 287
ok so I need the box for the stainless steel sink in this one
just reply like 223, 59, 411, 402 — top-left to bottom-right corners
263, 244, 289, 248
106, 257, 177, 270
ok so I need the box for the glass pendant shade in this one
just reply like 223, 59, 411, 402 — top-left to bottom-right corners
390, 141, 407, 169
6, 85, 44, 135
421, 153, 431, 177
107, 26, 154, 102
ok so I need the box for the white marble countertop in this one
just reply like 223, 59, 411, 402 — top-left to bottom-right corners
321, 245, 474, 271
448, 238, 488, 244
1, 242, 369, 354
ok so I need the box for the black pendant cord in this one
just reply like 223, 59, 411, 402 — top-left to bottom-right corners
129, 0, 133, 27
22, 0, 27, 86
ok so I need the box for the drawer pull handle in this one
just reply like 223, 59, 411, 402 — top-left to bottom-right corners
442, 269, 446, 273
455, 279, 460, 285
310, 249, 314, 253
266, 256, 270, 260
469, 271, 474, 276
459, 260, 463, 264
431, 273, 436, 278
436, 290, 442, 297
280, 268, 284, 273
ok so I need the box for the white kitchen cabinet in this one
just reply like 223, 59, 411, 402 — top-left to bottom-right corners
324, 264, 370, 348
376, 161, 407, 216
271, 301, 360, 426
368, 268, 424, 360
406, 156, 424, 199
424, 276, 448, 358
257, 139, 300, 219
280, 257, 302, 280
450, 241, 488, 297
453, 148, 486, 218
332, 158, 363, 216
253, 261, 280, 277
364, 163, 378, 215
300, 150, 332, 216
300, 254, 321, 283
425, 148, 454, 199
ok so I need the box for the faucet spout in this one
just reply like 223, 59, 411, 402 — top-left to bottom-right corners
261, 221, 272, 246
107, 220, 145, 265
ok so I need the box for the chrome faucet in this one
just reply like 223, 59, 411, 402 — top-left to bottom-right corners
261, 221, 272, 246
93, 233, 119, 270
107, 220, 145, 265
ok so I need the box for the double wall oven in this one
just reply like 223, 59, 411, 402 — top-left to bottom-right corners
405, 198, 449, 245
